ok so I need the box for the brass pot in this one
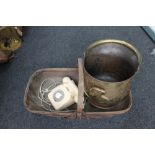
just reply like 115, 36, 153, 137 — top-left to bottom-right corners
0, 26, 22, 63
84, 39, 142, 109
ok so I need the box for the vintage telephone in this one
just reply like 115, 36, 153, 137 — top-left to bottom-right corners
48, 77, 78, 110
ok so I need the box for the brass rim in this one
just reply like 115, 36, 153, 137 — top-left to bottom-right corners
84, 39, 142, 83
85, 39, 142, 64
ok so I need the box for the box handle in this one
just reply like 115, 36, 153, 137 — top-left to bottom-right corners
77, 58, 84, 119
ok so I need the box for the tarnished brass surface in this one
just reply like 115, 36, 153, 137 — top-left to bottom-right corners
0, 26, 22, 51
84, 39, 141, 109
0, 26, 22, 63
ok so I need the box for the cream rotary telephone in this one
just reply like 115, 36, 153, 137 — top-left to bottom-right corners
48, 77, 78, 110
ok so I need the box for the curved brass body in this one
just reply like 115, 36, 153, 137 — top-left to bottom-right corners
0, 26, 22, 63
84, 39, 141, 109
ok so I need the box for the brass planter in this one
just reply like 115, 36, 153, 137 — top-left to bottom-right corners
84, 39, 142, 109
0, 26, 22, 63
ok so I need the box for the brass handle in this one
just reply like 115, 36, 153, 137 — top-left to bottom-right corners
89, 87, 109, 101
